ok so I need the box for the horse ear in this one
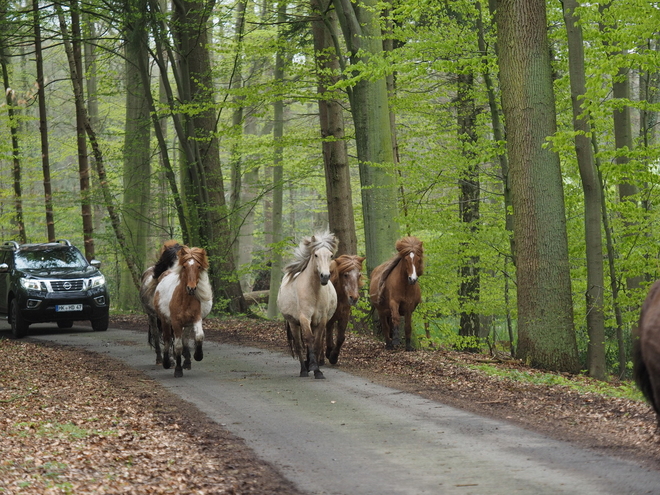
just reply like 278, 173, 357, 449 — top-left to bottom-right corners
358, 256, 366, 263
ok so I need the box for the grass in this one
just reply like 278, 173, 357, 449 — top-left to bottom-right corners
468, 362, 645, 402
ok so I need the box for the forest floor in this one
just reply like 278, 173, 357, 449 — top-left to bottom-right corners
3, 314, 660, 494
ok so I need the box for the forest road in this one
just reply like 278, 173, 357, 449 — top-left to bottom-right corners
16, 323, 660, 495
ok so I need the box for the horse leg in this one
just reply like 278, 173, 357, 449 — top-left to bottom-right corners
148, 314, 163, 365
329, 317, 346, 365
388, 302, 402, 350
161, 321, 172, 370
324, 319, 334, 364
403, 312, 414, 351
290, 321, 308, 377
313, 322, 326, 379
378, 309, 394, 350
193, 320, 204, 361
173, 326, 184, 377
301, 316, 323, 378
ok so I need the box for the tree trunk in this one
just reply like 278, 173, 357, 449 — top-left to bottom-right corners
456, 70, 481, 341
172, 0, 246, 313
57, 0, 94, 259
266, 1, 286, 319
495, 0, 579, 373
333, 0, 399, 275
119, 0, 152, 310
33, 0, 55, 242
0, 48, 26, 243
311, 0, 357, 256
561, 0, 606, 380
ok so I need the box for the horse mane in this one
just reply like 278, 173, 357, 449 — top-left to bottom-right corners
377, 236, 424, 303
330, 255, 365, 287
153, 240, 182, 280
176, 246, 213, 303
283, 231, 338, 278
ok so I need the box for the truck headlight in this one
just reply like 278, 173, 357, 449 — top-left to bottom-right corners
20, 278, 44, 291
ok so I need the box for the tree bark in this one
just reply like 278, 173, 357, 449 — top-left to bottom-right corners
333, 0, 399, 275
561, 0, 606, 380
119, 0, 152, 310
266, 0, 286, 319
311, 0, 357, 256
495, 0, 579, 373
33, 0, 55, 242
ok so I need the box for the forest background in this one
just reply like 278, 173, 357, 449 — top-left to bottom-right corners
0, 0, 658, 381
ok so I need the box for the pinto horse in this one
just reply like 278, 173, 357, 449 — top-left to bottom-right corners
325, 255, 366, 365
369, 237, 423, 351
277, 231, 338, 379
139, 240, 182, 364
634, 279, 660, 426
153, 246, 213, 377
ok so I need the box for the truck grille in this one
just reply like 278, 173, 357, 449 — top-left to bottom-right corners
50, 280, 84, 291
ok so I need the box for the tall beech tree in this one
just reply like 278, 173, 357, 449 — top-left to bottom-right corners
495, 0, 579, 372
333, 0, 399, 274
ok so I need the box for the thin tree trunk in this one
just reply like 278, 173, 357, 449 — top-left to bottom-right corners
311, 0, 357, 256
33, 0, 55, 242
266, 0, 286, 319
1, 53, 26, 243
456, 70, 481, 341
56, 0, 94, 259
561, 0, 606, 380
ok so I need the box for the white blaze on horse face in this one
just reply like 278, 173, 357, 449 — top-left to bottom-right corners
409, 252, 418, 284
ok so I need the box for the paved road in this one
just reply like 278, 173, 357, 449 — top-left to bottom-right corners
7, 322, 660, 495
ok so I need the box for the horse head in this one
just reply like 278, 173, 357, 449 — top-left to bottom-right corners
396, 237, 424, 286
314, 246, 334, 286
332, 255, 366, 305
178, 246, 209, 296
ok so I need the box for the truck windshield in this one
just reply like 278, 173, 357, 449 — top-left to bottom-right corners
15, 249, 88, 270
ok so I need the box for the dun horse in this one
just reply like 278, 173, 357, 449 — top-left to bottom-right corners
139, 240, 182, 364
325, 254, 366, 365
634, 279, 660, 426
369, 237, 423, 351
277, 231, 338, 379
153, 246, 213, 377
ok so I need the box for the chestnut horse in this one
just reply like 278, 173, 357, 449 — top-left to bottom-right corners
153, 246, 213, 377
139, 240, 182, 364
369, 237, 423, 351
277, 231, 338, 379
634, 279, 660, 426
325, 254, 366, 365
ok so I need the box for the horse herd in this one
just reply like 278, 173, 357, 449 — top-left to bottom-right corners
136, 231, 660, 428
138, 231, 424, 381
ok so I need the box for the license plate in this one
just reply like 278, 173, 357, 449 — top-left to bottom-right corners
56, 304, 83, 312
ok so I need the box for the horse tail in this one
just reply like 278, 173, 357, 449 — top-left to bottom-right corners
285, 321, 296, 358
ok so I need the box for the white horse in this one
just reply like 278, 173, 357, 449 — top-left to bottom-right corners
277, 231, 338, 379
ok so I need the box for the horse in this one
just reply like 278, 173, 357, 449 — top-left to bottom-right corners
153, 245, 213, 377
325, 254, 366, 365
277, 231, 338, 379
139, 240, 182, 364
633, 279, 660, 427
369, 236, 423, 351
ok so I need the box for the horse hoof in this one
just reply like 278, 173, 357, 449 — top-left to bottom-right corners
314, 370, 325, 379
385, 343, 394, 350
183, 360, 192, 370
194, 347, 203, 361
299, 371, 309, 377
174, 368, 183, 378
329, 355, 339, 365
163, 358, 171, 369
405, 346, 414, 352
